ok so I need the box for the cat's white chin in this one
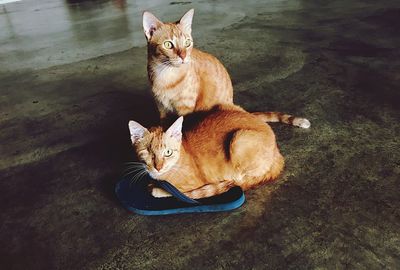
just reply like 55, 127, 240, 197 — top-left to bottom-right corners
148, 171, 161, 179
171, 58, 190, 66
148, 169, 169, 179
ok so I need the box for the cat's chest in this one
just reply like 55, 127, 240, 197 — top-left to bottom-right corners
152, 66, 192, 88
154, 87, 197, 113
151, 67, 199, 112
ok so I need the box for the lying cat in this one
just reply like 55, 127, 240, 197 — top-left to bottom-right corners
128, 104, 284, 199
143, 9, 310, 128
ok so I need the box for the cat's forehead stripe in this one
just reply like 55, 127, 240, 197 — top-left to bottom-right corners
149, 128, 164, 150
153, 23, 189, 41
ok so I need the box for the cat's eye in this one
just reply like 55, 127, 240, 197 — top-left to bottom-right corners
164, 149, 173, 157
164, 41, 173, 49
184, 39, 192, 47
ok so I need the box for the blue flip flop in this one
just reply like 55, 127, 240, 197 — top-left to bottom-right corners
115, 175, 245, 215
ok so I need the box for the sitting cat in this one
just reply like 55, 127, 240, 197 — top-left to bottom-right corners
128, 104, 284, 199
143, 9, 310, 128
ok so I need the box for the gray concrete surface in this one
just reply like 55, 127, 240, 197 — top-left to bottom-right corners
1, 0, 399, 269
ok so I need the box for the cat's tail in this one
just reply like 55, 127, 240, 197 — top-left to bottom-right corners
183, 181, 235, 199
251, 112, 311, 129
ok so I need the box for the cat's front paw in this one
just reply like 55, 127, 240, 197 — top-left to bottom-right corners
151, 187, 172, 198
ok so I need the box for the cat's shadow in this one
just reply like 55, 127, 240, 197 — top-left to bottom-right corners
91, 90, 159, 203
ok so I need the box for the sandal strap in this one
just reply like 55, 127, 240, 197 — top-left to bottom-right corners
157, 180, 200, 205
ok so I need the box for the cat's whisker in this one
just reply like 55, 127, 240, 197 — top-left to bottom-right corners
124, 166, 142, 172
124, 163, 145, 169
123, 169, 143, 178
124, 163, 144, 168
124, 161, 145, 166
123, 164, 146, 172
128, 170, 144, 188
137, 170, 149, 183
123, 166, 146, 178
130, 169, 148, 185
124, 162, 145, 167
129, 169, 145, 186
123, 164, 145, 172
136, 168, 148, 181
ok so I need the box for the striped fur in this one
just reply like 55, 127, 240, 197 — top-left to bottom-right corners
143, 10, 310, 128
129, 104, 285, 199
252, 112, 311, 128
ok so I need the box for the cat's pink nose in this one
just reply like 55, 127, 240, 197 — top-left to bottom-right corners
155, 159, 164, 171
177, 50, 186, 60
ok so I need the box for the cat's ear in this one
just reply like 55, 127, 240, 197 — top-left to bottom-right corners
178, 9, 194, 34
128, 120, 149, 144
143, 11, 163, 41
166, 116, 183, 141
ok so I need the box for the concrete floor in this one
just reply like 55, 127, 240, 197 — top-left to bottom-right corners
1, 0, 400, 269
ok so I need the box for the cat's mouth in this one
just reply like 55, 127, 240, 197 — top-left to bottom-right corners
169, 58, 189, 66
169, 61, 184, 67
149, 162, 177, 179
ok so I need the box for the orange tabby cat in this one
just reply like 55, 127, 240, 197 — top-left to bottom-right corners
143, 9, 310, 128
128, 104, 284, 199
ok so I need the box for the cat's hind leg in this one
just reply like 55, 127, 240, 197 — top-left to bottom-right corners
182, 181, 235, 199
229, 129, 283, 190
